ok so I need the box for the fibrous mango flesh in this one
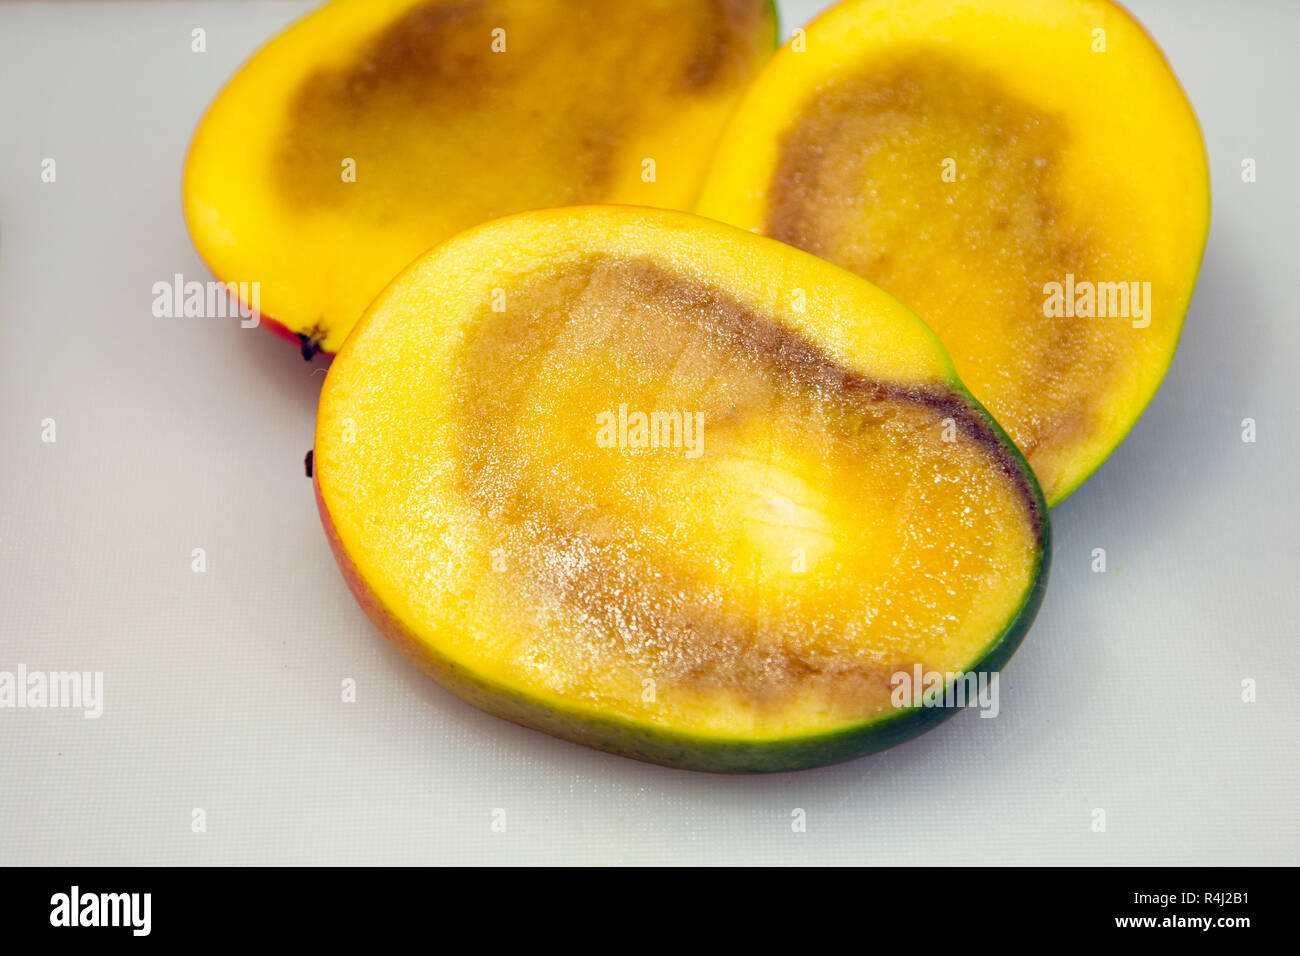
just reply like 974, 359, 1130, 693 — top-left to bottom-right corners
696, 0, 1210, 504
314, 206, 1049, 772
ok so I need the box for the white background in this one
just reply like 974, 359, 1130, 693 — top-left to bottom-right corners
1, 0, 1296, 865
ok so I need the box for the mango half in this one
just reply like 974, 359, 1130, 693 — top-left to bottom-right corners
696, 0, 1210, 505
313, 206, 1050, 772
183, 0, 777, 357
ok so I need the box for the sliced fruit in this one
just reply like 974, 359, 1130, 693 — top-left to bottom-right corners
695, 0, 1210, 505
183, 0, 778, 357
314, 205, 1049, 772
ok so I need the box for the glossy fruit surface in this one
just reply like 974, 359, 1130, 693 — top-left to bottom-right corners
314, 205, 1049, 772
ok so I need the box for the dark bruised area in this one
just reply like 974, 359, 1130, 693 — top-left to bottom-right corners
276, 0, 531, 212
441, 254, 1042, 717
763, 50, 1122, 477
766, 51, 1077, 271
274, 0, 774, 217
680, 0, 774, 91
904, 386, 1047, 544
303, 0, 511, 118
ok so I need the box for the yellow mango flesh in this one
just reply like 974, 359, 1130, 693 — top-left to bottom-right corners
315, 207, 1045, 744
696, 0, 1210, 505
184, 0, 776, 353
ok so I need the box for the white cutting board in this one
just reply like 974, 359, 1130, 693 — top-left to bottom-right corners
0, 0, 1296, 864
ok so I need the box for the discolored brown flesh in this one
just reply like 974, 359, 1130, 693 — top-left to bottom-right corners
765, 52, 1166, 499
276, 0, 772, 225
437, 255, 1043, 733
